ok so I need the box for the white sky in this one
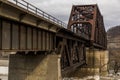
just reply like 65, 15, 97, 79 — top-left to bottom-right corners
11, 0, 120, 31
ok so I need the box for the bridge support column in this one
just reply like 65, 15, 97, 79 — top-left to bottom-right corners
8, 52, 62, 80
85, 49, 109, 76
71, 48, 109, 78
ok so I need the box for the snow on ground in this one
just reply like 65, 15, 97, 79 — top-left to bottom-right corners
0, 67, 8, 75
0, 66, 8, 80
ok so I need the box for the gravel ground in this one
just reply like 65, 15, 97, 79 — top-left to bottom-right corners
63, 75, 120, 80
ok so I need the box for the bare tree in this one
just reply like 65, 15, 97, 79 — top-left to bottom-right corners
109, 49, 120, 74
113, 61, 120, 74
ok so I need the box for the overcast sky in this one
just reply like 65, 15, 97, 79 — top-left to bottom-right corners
13, 0, 120, 31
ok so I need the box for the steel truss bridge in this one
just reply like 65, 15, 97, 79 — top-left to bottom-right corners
0, 0, 107, 78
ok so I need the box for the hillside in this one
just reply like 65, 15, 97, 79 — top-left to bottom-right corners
107, 26, 120, 70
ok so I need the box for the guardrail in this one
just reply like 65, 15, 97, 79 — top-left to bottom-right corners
9, 0, 67, 27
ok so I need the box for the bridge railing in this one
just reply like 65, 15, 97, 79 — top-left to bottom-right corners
8, 0, 67, 28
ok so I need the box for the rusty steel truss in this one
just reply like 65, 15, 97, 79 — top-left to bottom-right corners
68, 5, 107, 49
57, 5, 107, 75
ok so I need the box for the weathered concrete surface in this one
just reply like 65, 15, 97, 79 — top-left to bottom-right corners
70, 48, 109, 78
8, 53, 61, 80
86, 49, 109, 76
0, 60, 9, 66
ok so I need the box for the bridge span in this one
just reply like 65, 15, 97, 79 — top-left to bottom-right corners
0, 0, 108, 80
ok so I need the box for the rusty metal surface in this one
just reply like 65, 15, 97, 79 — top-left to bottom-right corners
68, 5, 107, 49
56, 37, 86, 75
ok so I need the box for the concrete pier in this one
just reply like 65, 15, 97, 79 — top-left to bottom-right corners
8, 52, 61, 80
71, 48, 109, 78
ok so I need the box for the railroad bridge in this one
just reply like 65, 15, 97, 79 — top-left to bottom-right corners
0, 0, 108, 80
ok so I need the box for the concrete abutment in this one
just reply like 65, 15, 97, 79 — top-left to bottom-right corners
8, 52, 62, 80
